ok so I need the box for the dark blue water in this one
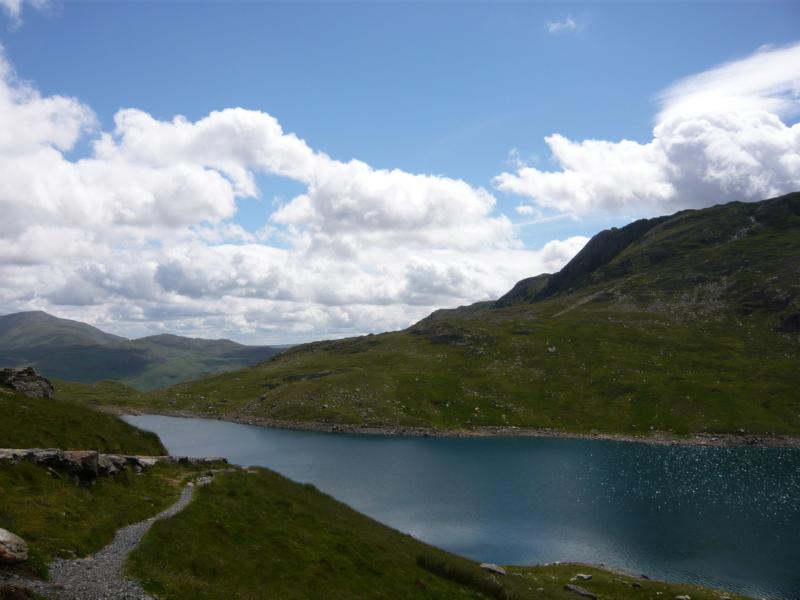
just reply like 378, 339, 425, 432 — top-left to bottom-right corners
125, 415, 800, 599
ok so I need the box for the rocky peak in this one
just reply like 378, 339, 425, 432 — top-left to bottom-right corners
0, 367, 55, 399
535, 215, 668, 301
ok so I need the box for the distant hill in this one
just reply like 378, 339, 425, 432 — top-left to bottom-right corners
133, 192, 800, 437
0, 311, 284, 391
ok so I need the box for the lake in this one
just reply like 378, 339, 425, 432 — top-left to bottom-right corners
125, 415, 800, 599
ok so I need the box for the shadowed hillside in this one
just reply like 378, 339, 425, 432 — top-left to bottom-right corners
0, 312, 285, 391
99, 193, 800, 437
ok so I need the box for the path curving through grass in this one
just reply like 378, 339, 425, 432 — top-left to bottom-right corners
1, 476, 211, 600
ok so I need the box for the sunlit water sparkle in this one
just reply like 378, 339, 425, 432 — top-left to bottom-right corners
125, 415, 800, 599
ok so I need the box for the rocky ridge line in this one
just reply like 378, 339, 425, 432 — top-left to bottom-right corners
0, 448, 226, 482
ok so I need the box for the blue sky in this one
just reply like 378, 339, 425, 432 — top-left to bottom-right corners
0, 1, 799, 342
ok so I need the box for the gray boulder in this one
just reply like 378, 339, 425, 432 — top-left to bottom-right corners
0, 528, 28, 564
0, 367, 54, 399
97, 454, 127, 476
479, 563, 507, 575
564, 584, 597, 599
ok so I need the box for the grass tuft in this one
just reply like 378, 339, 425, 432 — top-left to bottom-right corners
416, 554, 516, 599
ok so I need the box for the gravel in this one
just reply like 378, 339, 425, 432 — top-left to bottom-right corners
1, 476, 210, 599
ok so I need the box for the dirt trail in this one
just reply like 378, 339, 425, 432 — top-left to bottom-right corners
1, 476, 211, 600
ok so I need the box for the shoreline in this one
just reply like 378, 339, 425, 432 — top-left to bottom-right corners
114, 407, 800, 448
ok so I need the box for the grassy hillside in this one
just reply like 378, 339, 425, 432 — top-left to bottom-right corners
128, 468, 749, 599
0, 380, 196, 579
52, 378, 146, 408
0, 386, 751, 599
0, 385, 164, 454
0, 311, 283, 391
126, 193, 800, 438
0, 462, 190, 577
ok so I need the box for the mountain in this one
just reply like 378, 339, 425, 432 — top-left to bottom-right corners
0, 311, 284, 391
104, 193, 800, 436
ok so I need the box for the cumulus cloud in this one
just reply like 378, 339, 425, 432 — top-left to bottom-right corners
495, 42, 800, 216
97, 106, 513, 254
0, 51, 585, 342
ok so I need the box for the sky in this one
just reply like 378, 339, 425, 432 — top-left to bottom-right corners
0, 0, 798, 344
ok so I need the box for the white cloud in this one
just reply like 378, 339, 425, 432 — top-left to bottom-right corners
0, 0, 48, 23
515, 205, 536, 216
98, 106, 513, 253
0, 51, 585, 343
657, 42, 800, 121
495, 42, 800, 216
546, 16, 580, 35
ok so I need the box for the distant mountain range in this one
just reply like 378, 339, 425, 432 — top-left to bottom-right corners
0, 311, 285, 390
133, 192, 800, 437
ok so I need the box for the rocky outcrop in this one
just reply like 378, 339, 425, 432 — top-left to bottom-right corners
0, 449, 226, 482
0, 367, 54, 399
0, 529, 28, 565
564, 583, 597, 599
536, 216, 668, 301
493, 273, 551, 307
479, 563, 506, 576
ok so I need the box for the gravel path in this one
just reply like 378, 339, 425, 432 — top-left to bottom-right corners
1, 476, 210, 600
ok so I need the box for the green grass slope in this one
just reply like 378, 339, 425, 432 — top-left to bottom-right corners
0, 311, 283, 391
131, 193, 800, 438
0, 380, 215, 581
51, 378, 146, 409
0, 385, 164, 454
0, 462, 190, 577
0, 382, 751, 599
128, 468, 749, 600
122, 337, 281, 391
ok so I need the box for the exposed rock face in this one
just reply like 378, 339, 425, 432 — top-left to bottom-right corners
0, 448, 227, 482
493, 273, 551, 307
0, 529, 28, 564
0, 367, 54, 399
564, 583, 597, 599
536, 216, 668, 301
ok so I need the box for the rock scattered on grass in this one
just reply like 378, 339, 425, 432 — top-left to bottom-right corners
0, 529, 28, 564
564, 583, 597, 599
0, 448, 226, 482
479, 563, 507, 575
